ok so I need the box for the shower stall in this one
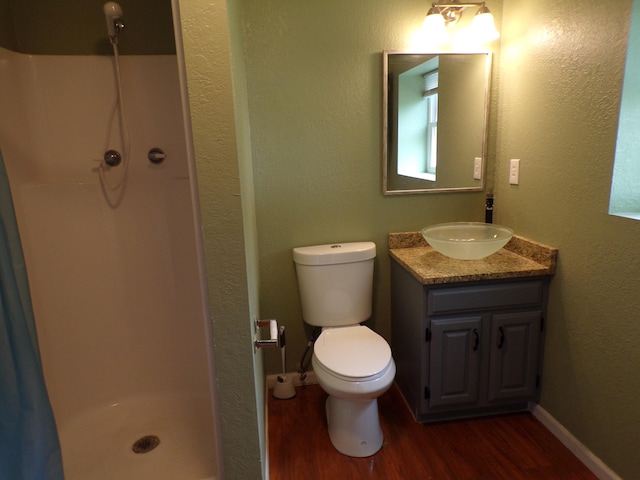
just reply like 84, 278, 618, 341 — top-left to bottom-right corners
0, 2, 221, 479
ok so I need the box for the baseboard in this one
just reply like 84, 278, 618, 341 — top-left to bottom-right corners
266, 370, 317, 390
529, 403, 621, 480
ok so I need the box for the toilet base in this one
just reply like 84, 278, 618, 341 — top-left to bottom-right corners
325, 396, 383, 457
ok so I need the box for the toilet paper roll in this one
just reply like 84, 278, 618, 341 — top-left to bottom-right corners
273, 376, 296, 399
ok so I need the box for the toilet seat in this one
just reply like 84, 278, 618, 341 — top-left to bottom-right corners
314, 325, 392, 380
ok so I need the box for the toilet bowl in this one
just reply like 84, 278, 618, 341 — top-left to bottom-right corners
312, 325, 396, 457
293, 242, 396, 457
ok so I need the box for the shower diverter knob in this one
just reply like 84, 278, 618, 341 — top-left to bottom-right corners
104, 149, 122, 167
147, 148, 166, 164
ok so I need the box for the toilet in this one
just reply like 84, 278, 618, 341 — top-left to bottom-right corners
292, 242, 396, 457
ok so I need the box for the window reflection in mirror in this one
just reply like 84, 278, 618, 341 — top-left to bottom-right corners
397, 57, 439, 181
383, 52, 492, 195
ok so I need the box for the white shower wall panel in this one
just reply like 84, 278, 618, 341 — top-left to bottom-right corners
1, 48, 190, 185
18, 180, 209, 424
0, 48, 212, 427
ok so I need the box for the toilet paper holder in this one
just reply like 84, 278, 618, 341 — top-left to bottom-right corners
254, 318, 279, 350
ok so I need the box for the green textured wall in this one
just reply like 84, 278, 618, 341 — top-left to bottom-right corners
0, 0, 17, 50
236, 0, 492, 378
495, 0, 640, 478
0, 0, 175, 54
178, 0, 263, 478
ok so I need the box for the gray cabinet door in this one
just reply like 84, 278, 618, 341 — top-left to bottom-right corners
429, 316, 482, 407
488, 311, 541, 401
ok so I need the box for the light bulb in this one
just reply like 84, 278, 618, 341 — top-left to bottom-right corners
423, 7, 449, 45
472, 6, 500, 43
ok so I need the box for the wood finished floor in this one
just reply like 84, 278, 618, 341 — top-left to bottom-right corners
268, 383, 597, 480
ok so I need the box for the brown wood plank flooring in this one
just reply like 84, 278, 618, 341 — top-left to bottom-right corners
268, 383, 597, 480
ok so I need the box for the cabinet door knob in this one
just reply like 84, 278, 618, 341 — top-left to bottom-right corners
498, 326, 505, 349
473, 329, 480, 351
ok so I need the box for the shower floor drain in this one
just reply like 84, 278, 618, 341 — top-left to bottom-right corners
132, 435, 161, 454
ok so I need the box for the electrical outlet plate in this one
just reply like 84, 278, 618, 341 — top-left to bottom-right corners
509, 159, 520, 185
473, 157, 482, 180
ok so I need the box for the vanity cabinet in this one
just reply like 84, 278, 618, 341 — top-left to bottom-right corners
391, 258, 549, 423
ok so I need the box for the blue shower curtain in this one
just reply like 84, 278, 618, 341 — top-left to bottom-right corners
0, 151, 64, 479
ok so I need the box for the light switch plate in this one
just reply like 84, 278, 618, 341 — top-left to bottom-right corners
473, 157, 482, 180
509, 159, 520, 185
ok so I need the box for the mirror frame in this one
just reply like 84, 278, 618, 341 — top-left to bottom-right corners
382, 51, 492, 195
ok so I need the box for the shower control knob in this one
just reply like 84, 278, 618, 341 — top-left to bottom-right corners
148, 148, 166, 164
104, 149, 122, 167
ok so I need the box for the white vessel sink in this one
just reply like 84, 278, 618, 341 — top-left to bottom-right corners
421, 222, 513, 260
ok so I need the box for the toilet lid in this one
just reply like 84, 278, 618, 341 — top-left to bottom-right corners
314, 325, 391, 378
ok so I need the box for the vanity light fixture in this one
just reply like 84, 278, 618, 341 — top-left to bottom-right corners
423, 1, 500, 44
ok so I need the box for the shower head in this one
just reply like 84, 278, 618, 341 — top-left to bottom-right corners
103, 2, 125, 38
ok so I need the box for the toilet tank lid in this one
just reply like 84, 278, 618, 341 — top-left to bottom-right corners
293, 242, 376, 266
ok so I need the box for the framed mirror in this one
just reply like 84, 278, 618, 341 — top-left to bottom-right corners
383, 51, 492, 195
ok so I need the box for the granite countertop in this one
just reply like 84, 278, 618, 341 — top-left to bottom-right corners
389, 232, 558, 285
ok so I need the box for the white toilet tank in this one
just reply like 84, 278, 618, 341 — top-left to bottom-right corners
292, 242, 376, 327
